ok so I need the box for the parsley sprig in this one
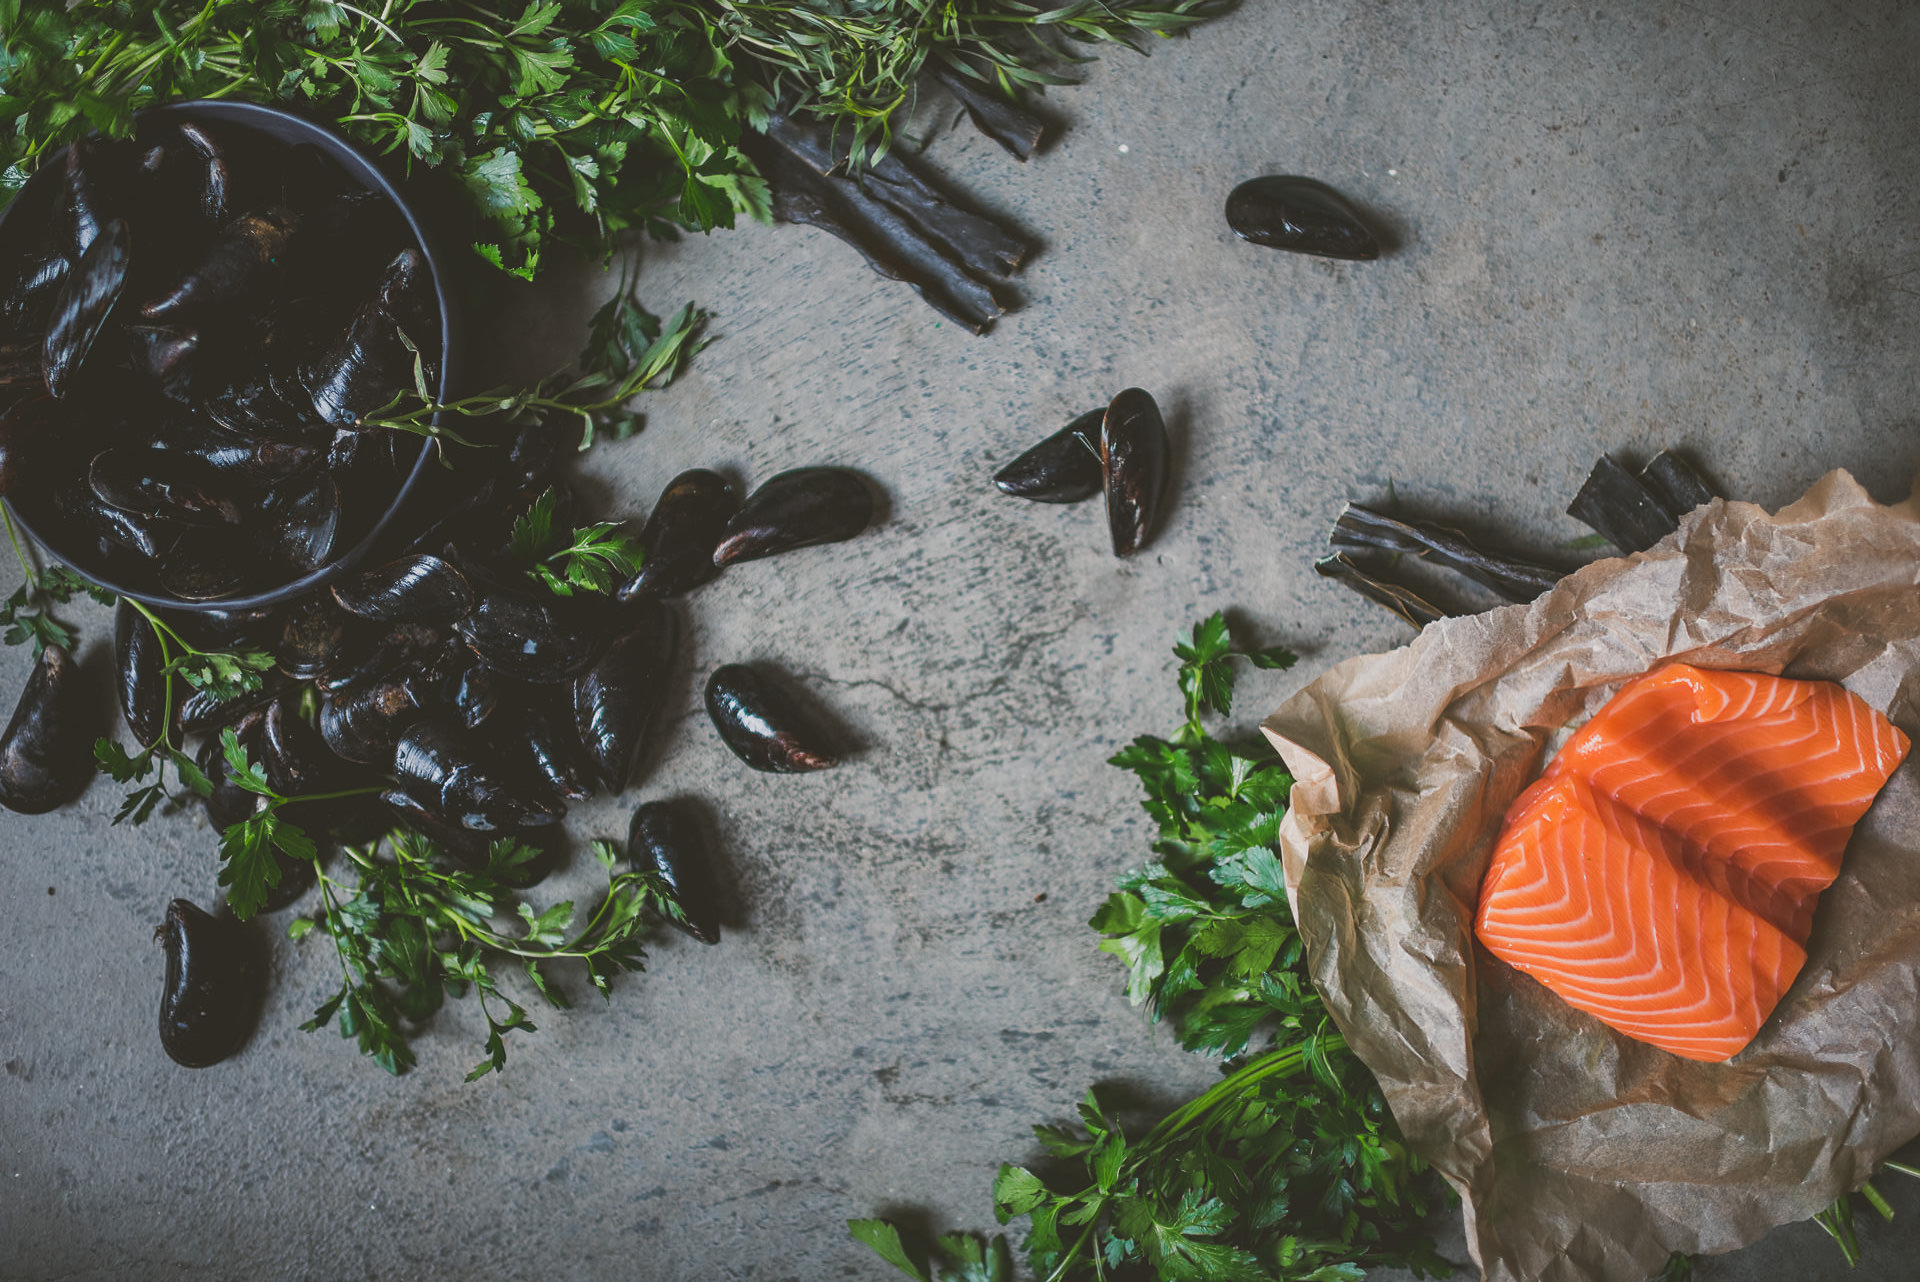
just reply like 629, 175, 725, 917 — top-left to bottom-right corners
292, 832, 689, 1077
0, 505, 113, 652
508, 486, 643, 596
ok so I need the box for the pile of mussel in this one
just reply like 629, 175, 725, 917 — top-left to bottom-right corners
994, 386, 1171, 556
0, 114, 438, 602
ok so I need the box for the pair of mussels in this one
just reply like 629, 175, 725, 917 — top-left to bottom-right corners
0, 122, 433, 598
156, 796, 726, 1068
992, 387, 1171, 556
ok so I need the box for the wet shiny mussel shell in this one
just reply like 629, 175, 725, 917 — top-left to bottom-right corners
115, 601, 171, 745
1099, 388, 1170, 557
703, 664, 838, 773
43, 217, 131, 398
157, 899, 265, 1068
711, 467, 874, 568
628, 800, 721, 944
993, 409, 1104, 503
392, 719, 563, 832
1224, 176, 1380, 261
572, 600, 677, 794
0, 643, 95, 814
619, 469, 738, 600
332, 553, 473, 626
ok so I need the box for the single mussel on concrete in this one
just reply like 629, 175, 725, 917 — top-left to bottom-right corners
332, 553, 474, 627
704, 664, 838, 774
618, 469, 738, 600
572, 599, 677, 794
391, 719, 564, 832
156, 899, 265, 1068
114, 600, 171, 745
993, 408, 1104, 503
42, 216, 131, 398
1099, 387, 1171, 557
1224, 176, 1381, 261
0, 644, 95, 814
628, 800, 722, 944
711, 467, 875, 568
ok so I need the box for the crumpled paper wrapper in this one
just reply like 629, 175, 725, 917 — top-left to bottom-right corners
1260, 470, 1920, 1282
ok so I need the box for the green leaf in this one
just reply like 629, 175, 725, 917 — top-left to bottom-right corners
992, 1164, 1049, 1221
217, 813, 284, 921
848, 1219, 931, 1282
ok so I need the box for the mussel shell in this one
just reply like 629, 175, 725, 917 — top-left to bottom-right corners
1099, 387, 1170, 557
171, 123, 231, 227
0, 247, 70, 339
711, 467, 875, 568
262, 692, 348, 798
571, 600, 677, 794
392, 719, 563, 832
0, 393, 57, 498
274, 592, 356, 680
56, 136, 127, 260
114, 600, 171, 745
703, 664, 837, 774
627, 800, 721, 944
331, 553, 473, 626
125, 324, 200, 400
300, 248, 429, 428
157, 899, 265, 1068
198, 707, 268, 831
202, 377, 329, 447
0, 644, 95, 814
169, 429, 322, 487
178, 676, 283, 740
43, 217, 131, 398
1224, 176, 1380, 261
160, 526, 256, 601
619, 469, 738, 600
455, 584, 608, 684
263, 472, 341, 576
91, 447, 242, 526
140, 207, 298, 321
54, 476, 177, 560
993, 409, 1104, 503
503, 704, 594, 803
318, 671, 422, 767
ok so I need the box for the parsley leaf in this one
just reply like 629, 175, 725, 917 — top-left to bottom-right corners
508, 488, 642, 597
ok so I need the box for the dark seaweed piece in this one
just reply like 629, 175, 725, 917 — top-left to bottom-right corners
744, 119, 1011, 333
300, 247, 429, 428
628, 800, 721, 944
1640, 451, 1720, 520
157, 899, 265, 1068
994, 409, 1104, 503
1329, 504, 1562, 602
91, 448, 243, 526
455, 581, 608, 683
572, 600, 676, 794
1566, 454, 1678, 553
1313, 553, 1448, 629
704, 665, 837, 774
392, 719, 564, 832
319, 670, 423, 767
140, 207, 298, 321
115, 601, 171, 745
0, 644, 95, 814
1225, 176, 1380, 261
43, 217, 131, 398
332, 553, 473, 626
618, 469, 738, 600
1100, 388, 1170, 556
929, 61, 1046, 161
274, 592, 356, 680
712, 467, 874, 567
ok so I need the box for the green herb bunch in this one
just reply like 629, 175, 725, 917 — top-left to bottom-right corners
0, 0, 1226, 277
854, 613, 1450, 1282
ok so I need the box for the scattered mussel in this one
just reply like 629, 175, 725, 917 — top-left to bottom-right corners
157, 898, 265, 1068
573, 599, 677, 793
705, 664, 839, 773
992, 388, 1172, 556
1225, 176, 1380, 261
618, 469, 737, 600
993, 409, 1103, 503
115, 600, 170, 745
628, 800, 722, 944
713, 467, 875, 568
0, 643, 95, 814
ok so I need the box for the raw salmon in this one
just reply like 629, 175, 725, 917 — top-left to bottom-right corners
1475, 664, 1909, 1062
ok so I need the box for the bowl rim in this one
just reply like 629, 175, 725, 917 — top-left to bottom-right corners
0, 97, 463, 613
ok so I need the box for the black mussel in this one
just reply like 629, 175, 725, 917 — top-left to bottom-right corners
0, 393, 57, 498
202, 377, 328, 446
141, 207, 299, 321
166, 602, 280, 651
1225, 176, 1380, 261
160, 526, 256, 600
711, 467, 875, 568
393, 719, 563, 832
300, 248, 430, 428
274, 593, 356, 680
445, 649, 500, 730
198, 707, 268, 831
504, 705, 594, 803
0, 246, 70, 339
619, 469, 738, 600
0, 644, 95, 814
572, 600, 677, 793
703, 664, 837, 773
502, 417, 584, 490
167, 427, 321, 487
179, 677, 283, 740
332, 553, 473, 626
628, 800, 722, 944
115, 600, 171, 745
994, 408, 1104, 503
157, 899, 265, 1068
170, 123, 231, 227
126, 324, 200, 400
263, 472, 342, 576
56, 136, 127, 260
262, 692, 348, 798
54, 476, 177, 560
318, 671, 422, 767
456, 582, 608, 684
1099, 388, 1170, 557
43, 217, 131, 398
91, 448, 242, 527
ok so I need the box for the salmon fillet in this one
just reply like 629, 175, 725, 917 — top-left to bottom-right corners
1475, 664, 1909, 1062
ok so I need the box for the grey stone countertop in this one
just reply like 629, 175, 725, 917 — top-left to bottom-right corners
3, 2, 1919, 1279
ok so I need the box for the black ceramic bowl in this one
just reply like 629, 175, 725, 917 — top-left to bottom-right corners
0, 99, 465, 612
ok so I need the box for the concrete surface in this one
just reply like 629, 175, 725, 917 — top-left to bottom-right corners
4, 1, 1920, 1278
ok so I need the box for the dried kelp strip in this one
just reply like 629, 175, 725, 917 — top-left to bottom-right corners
929, 61, 1046, 161
1329, 504, 1562, 603
1314, 553, 1448, 629
745, 132, 1003, 331
1641, 450, 1719, 520
1567, 454, 1681, 553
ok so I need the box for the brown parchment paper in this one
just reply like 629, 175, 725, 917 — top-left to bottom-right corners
1260, 470, 1920, 1282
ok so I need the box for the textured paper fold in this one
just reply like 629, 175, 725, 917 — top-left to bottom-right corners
1261, 470, 1920, 1282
